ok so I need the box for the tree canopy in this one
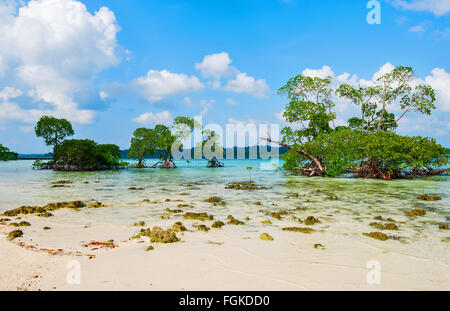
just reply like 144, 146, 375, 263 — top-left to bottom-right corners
35, 116, 74, 150
0, 144, 18, 161
271, 65, 448, 180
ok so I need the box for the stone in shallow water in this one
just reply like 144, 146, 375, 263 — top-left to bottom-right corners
282, 227, 315, 234
439, 224, 448, 230
212, 221, 225, 229
408, 208, 426, 217
417, 194, 441, 201
183, 212, 214, 221
304, 216, 321, 226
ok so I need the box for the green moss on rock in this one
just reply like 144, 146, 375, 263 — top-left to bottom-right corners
212, 221, 225, 229
304, 216, 320, 226
408, 208, 426, 217
183, 212, 214, 221
7, 229, 23, 240
282, 227, 315, 234
363, 232, 388, 241
260, 233, 274, 241
417, 194, 442, 201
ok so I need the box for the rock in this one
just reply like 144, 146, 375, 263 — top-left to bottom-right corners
212, 221, 225, 229
408, 208, 426, 217
314, 243, 325, 249
282, 227, 315, 234
172, 222, 187, 232
204, 196, 225, 206
417, 194, 442, 201
88, 202, 104, 208
363, 232, 388, 241
183, 212, 214, 221
7, 229, 23, 240
165, 208, 184, 214
227, 215, 245, 225
150, 227, 180, 244
225, 181, 268, 191
197, 225, 210, 232
304, 216, 320, 226
133, 221, 146, 227
260, 233, 274, 241
261, 220, 272, 225
43, 227, 51, 230
146, 246, 154, 251
439, 224, 448, 230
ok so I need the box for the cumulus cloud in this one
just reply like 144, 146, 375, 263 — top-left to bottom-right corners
195, 52, 237, 79
132, 110, 172, 125
223, 73, 270, 98
0, 0, 122, 125
425, 68, 450, 111
132, 70, 204, 102
390, 0, 450, 16
302, 66, 335, 79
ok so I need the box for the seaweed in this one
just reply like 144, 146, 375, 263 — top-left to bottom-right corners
261, 220, 272, 225
370, 222, 399, 230
3, 201, 87, 217
165, 208, 184, 214
129, 187, 144, 191
269, 211, 289, 220
260, 233, 274, 241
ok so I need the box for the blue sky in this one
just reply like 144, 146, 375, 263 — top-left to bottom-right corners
0, 0, 449, 153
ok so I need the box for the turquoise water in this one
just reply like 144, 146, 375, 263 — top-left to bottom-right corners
0, 159, 449, 244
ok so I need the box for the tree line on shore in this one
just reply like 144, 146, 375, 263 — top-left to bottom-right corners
2, 65, 449, 179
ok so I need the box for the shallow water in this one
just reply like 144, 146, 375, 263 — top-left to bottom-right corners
1, 159, 449, 266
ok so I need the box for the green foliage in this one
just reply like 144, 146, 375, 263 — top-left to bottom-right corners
35, 116, 74, 149
0, 144, 18, 161
54, 139, 121, 170
127, 128, 156, 166
282, 129, 447, 178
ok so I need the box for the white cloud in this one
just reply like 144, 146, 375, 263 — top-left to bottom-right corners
0, 87, 22, 100
425, 68, 450, 111
226, 98, 237, 106
200, 99, 214, 116
132, 69, 204, 102
409, 23, 427, 33
223, 72, 270, 98
302, 66, 335, 79
0, 0, 122, 124
132, 110, 172, 125
391, 0, 450, 16
195, 52, 237, 79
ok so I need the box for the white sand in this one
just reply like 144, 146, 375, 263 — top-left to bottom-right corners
1, 218, 449, 291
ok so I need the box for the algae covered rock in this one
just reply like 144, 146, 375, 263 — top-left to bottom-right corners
260, 233, 274, 241
314, 243, 325, 249
363, 232, 388, 241
225, 181, 267, 191
439, 224, 448, 230
212, 221, 225, 229
146, 246, 154, 251
172, 222, 187, 232
227, 215, 245, 225
150, 227, 180, 244
269, 211, 289, 220
204, 196, 225, 206
7, 229, 23, 240
408, 208, 426, 217
88, 202, 105, 208
43, 227, 51, 230
261, 220, 272, 225
165, 208, 184, 214
282, 227, 315, 234
133, 221, 146, 227
197, 225, 210, 232
370, 222, 399, 230
10, 221, 31, 227
417, 194, 442, 201
304, 216, 321, 226
183, 212, 214, 221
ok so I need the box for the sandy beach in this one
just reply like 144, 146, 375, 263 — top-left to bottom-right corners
0, 160, 449, 291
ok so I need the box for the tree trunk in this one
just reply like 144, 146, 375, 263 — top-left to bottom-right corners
261, 138, 325, 176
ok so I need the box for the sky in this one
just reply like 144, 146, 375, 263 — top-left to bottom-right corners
0, 0, 449, 153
